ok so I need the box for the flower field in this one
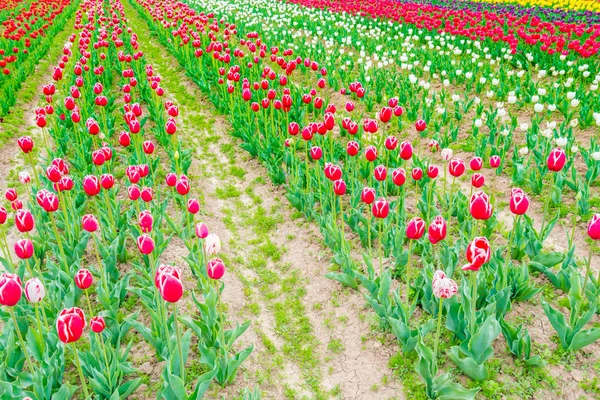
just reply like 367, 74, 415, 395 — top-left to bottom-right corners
0, 0, 599, 398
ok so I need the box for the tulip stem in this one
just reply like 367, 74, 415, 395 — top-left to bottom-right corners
433, 298, 444, 367
49, 213, 68, 274
405, 241, 414, 308
9, 307, 35, 375
469, 271, 478, 337
540, 173, 555, 237
33, 303, 45, 353
173, 304, 185, 383
26, 153, 41, 188
99, 322, 113, 389
93, 234, 110, 296
503, 215, 518, 289
1, 228, 15, 266
71, 344, 90, 399
582, 245, 593, 300
378, 220, 384, 276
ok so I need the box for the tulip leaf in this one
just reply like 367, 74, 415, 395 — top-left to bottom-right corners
188, 366, 218, 399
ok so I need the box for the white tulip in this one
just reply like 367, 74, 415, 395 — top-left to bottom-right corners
555, 137, 568, 147
441, 148, 453, 161
25, 278, 45, 303
591, 152, 600, 161
519, 147, 529, 156
534, 103, 544, 113
204, 233, 222, 256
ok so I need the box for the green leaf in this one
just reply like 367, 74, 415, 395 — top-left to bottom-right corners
570, 328, 600, 351
533, 252, 565, 268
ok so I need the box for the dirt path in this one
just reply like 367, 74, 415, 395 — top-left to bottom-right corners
123, 2, 404, 399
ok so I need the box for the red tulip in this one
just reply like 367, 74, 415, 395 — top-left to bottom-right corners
0, 273, 22, 306
11, 200, 23, 211
90, 316, 106, 333
82, 215, 99, 232
119, 131, 131, 147
188, 199, 200, 214
92, 150, 106, 166
15, 209, 34, 232
399, 141, 413, 160
510, 188, 529, 215
5, 189, 17, 202
56, 307, 85, 343
406, 217, 425, 240
383, 166, 403, 187
100, 174, 114, 190
137, 234, 154, 254
428, 216, 447, 244
469, 191, 492, 220
207, 258, 225, 280
141, 187, 153, 203
17, 136, 34, 153
75, 269, 93, 290
449, 158, 466, 178
427, 165, 439, 179
138, 210, 153, 233
361, 187, 376, 204
374, 165, 387, 182
365, 146, 377, 162
490, 155, 501, 169
157, 267, 183, 303
14, 239, 34, 259
195, 222, 209, 239
379, 106, 392, 123
432, 270, 458, 299
0, 207, 6, 224
310, 146, 322, 160
385, 136, 398, 151
415, 119, 427, 132
588, 214, 600, 240
175, 179, 190, 195
411, 168, 423, 181
128, 185, 141, 201
428, 140, 439, 153
165, 173, 177, 187
46, 165, 62, 183
462, 237, 491, 271
471, 173, 485, 188
372, 198, 389, 219
334, 179, 346, 195
469, 157, 483, 171
83, 175, 101, 196
547, 148, 566, 172
346, 141, 359, 156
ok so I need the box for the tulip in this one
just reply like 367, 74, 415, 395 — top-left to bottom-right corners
431, 269, 458, 365
406, 217, 425, 240
427, 165, 439, 179
157, 265, 184, 303
399, 141, 413, 161
187, 198, 200, 214
138, 210, 153, 233
5, 189, 17, 202
471, 173, 485, 188
489, 155, 501, 169
90, 316, 106, 333
141, 187, 153, 203
428, 216, 447, 245
0, 206, 6, 224
195, 222, 209, 239
462, 237, 491, 272
18, 172, 31, 185
207, 257, 225, 280
428, 140, 439, 153
469, 191, 492, 221
365, 146, 377, 162
204, 233, 221, 256
469, 157, 483, 171
372, 198, 389, 219
411, 168, 423, 181
137, 234, 155, 254
547, 148, 566, 172
175, 179, 190, 195
374, 165, 387, 182
415, 119, 427, 132
14, 239, 34, 259
0, 273, 22, 306
310, 146, 322, 160
83, 175, 101, 196
75, 269, 93, 290
346, 141, 359, 156
333, 179, 346, 195
15, 209, 34, 232
448, 158, 466, 177
17, 136, 34, 153
165, 173, 177, 187
392, 168, 406, 187
361, 187, 375, 204
56, 307, 86, 343
24, 278, 45, 303
510, 189, 529, 215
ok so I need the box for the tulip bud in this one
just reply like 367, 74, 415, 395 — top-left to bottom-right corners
15, 209, 34, 232
411, 168, 423, 181
56, 307, 85, 343
406, 217, 425, 240
90, 316, 106, 333
195, 222, 209, 239
74, 269, 93, 290
471, 173, 485, 188
207, 258, 225, 280
17, 136, 34, 153
372, 198, 389, 219
428, 216, 447, 244
510, 188, 529, 215
5, 188, 17, 202
547, 148, 566, 172
469, 191, 492, 220
14, 239, 34, 259
374, 165, 387, 182
18, 171, 31, 184
427, 165, 439, 179
204, 233, 221, 255
24, 278, 45, 303
0, 273, 22, 306
0, 206, 7, 224
137, 234, 155, 254
588, 214, 600, 240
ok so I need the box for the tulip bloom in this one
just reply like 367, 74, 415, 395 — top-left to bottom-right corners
469, 191, 492, 220
138, 210, 153, 233
90, 316, 106, 333
74, 269, 93, 290
207, 258, 225, 280
399, 141, 413, 161
462, 237, 491, 271
361, 187, 376, 204
15, 209, 34, 233
428, 216, 447, 245
204, 233, 221, 256
195, 222, 209, 239
24, 278, 45, 303
432, 270, 458, 299
14, 239, 34, 259
510, 189, 530, 215
471, 173, 485, 188
392, 168, 406, 187
448, 158, 466, 178
547, 148, 566, 172
372, 198, 389, 219
406, 217, 425, 240
137, 234, 155, 254
157, 267, 183, 303
588, 214, 600, 240
469, 157, 483, 171
0, 273, 22, 306
56, 307, 85, 343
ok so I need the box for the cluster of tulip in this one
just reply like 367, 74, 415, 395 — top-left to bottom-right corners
0, 0, 77, 117
0, 0, 252, 398
131, 0, 600, 397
